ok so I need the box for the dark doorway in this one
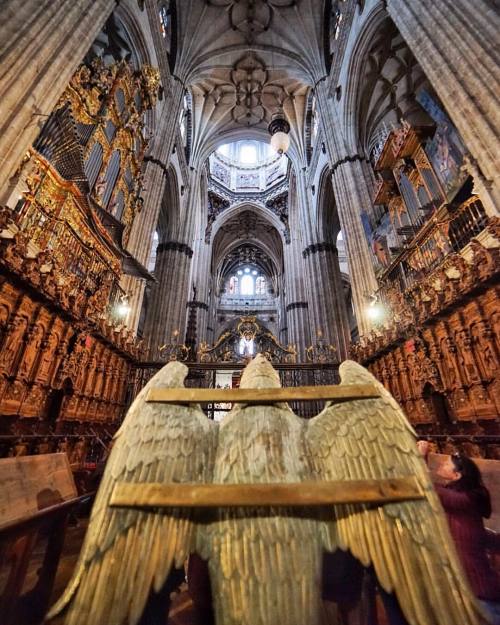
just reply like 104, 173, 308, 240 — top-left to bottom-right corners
422, 383, 452, 426
47, 378, 73, 423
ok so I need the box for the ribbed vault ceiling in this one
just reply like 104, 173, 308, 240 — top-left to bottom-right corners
173, 0, 327, 167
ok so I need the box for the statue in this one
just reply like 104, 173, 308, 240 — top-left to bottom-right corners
284, 343, 297, 364
18, 323, 44, 379
238, 331, 254, 358
198, 341, 212, 363
0, 315, 28, 374
48, 357, 484, 625
36, 331, 59, 381
69, 438, 87, 467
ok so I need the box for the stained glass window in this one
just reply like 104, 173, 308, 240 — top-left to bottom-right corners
240, 274, 254, 295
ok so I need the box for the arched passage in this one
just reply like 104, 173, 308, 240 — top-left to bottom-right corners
209, 206, 285, 344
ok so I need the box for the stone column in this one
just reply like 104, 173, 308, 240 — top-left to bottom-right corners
188, 232, 212, 347
142, 170, 201, 358
294, 170, 351, 359
329, 157, 379, 336
283, 174, 313, 361
302, 242, 351, 360
284, 235, 312, 361
121, 84, 184, 333
0, 0, 115, 202
387, 0, 500, 214
316, 86, 379, 337
142, 242, 194, 358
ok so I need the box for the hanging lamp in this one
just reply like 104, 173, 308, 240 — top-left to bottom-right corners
268, 109, 290, 154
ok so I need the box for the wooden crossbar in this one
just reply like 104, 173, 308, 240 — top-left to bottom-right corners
109, 477, 423, 509
146, 383, 380, 405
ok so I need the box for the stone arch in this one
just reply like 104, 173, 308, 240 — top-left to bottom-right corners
210, 201, 288, 248
341, 6, 433, 158
316, 165, 341, 243
210, 204, 285, 316
115, 2, 154, 69
156, 165, 181, 242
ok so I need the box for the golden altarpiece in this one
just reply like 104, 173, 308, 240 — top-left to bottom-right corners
0, 58, 160, 456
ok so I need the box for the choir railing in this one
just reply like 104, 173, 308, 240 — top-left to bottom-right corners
131, 361, 340, 420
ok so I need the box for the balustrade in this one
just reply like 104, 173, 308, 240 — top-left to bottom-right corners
377, 196, 489, 303
131, 362, 339, 420
448, 196, 488, 252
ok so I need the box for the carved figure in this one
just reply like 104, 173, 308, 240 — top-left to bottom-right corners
48, 357, 483, 625
0, 316, 28, 374
18, 323, 44, 379
37, 332, 59, 381
70, 438, 87, 467
470, 321, 498, 379
455, 329, 481, 384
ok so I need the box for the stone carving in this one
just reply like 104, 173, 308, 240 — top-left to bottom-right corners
0, 316, 29, 375
208, 0, 297, 43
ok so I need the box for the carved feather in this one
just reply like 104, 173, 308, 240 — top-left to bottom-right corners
200, 355, 324, 625
306, 359, 486, 625
46, 361, 217, 625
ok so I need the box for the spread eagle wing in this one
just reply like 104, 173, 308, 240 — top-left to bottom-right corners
46, 361, 217, 625
306, 360, 486, 625
199, 355, 323, 625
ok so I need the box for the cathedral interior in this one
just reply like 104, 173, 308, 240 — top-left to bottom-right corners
0, 1, 499, 624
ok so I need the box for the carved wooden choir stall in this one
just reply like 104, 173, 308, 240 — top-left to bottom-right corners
0, 58, 160, 455
352, 119, 500, 446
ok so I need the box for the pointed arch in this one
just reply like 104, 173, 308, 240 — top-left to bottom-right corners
156, 165, 181, 242
316, 165, 341, 243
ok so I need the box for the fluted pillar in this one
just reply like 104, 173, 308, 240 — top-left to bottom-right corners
302, 243, 351, 360
294, 170, 350, 359
121, 84, 184, 333
142, 242, 194, 358
329, 158, 379, 336
316, 86, 379, 337
120, 157, 167, 333
142, 170, 202, 358
284, 234, 311, 360
0, 0, 115, 201
188, 232, 212, 347
387, 0, 500, 214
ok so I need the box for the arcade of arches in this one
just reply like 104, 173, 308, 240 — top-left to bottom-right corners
1, 2, 500, 624
0, 4, 499, 457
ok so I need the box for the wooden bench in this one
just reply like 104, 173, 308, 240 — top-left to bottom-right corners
0, 453, 93, 625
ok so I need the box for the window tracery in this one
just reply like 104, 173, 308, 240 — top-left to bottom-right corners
226, 268, 267, 297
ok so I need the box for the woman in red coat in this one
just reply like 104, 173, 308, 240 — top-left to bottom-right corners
419, 446, 500, 624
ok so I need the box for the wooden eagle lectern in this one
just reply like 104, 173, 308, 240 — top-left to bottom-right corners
47, 355, 487, 625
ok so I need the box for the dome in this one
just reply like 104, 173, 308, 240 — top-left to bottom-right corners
210, 140, 287, 193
